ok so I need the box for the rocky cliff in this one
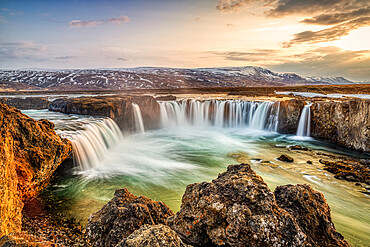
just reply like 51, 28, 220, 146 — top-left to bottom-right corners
311, 99, 370, 152
0, 97, 50, 110
88, 164, 348, 247
0, 102, 72, 237
277, 99, 305, 134
49, 95, 160, 132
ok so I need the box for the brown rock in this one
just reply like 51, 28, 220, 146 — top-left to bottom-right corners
155, 95, 177, 101
275, 184, 350, 247
289, 145, 309, 151
118, 224, 188, 247
87, 188, 174, 247
49, 95, 160, 132
311, 99, 370, 152
167, 163, 307, 246
278, 154, 294, 162
0, 97, 50, 110
277, 99, 305, 134
0, 102, 71, 237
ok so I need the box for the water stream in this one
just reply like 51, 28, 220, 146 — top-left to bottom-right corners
22, 101, 370, 246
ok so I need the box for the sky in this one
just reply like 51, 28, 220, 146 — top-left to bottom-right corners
0, 0, 369, 81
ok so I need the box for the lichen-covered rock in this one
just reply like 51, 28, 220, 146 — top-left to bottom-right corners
277, 99, 305, 134
311, 99, 370, 152
278, 154, 294, 162
0, 102, 72, 237
87, 188, 174, 247
275, 184, 350, 247
118, 224, 188, 247
167, 163, 308, 246
49, 95, 160, 132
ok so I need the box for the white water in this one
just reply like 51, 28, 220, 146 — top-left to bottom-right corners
132, 103, 145, 133
296, 104, 312, 137
159, 100, 279, 131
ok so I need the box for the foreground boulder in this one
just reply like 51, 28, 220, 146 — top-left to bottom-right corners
87, 188, 174, 246
49, 95, 160, 131
167, 164, 307, 246
118, 224, 187, 247
275, 184, 349, 247
0, 102, 71, 237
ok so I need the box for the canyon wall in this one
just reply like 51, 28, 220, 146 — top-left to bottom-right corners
311, 99, 369, 152
0, 102, 71, 237
0, 97, 50, 110
49, 95, 160, 132
277, 99, 305, 134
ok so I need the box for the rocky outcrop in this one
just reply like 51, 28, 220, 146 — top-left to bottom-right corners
49, 95, 160, 131
87, 188, 174, 246
0, 97, 50, 110
277, 99, 305, 134
167, 163, 307, 246
319, 159, 370, 184
0, 102, 72, 237
118, 224, 188, 247
278, 154, 294, 162
275, 184, 349, 247
311, 99, 370, 152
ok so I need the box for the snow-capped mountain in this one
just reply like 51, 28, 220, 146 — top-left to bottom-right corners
0, 66, 358, 91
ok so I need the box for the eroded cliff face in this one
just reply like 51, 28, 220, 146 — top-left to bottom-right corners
0, 97, 50, 110
49, 95, 160, 131
0, 102, 71, 237
311, 99, 370, 152
277, 99, 305, 134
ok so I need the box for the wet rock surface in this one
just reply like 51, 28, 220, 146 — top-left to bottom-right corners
277, 99, 305, 134
87, 188, 174, 247
289, 145, 309, 151
311, 99, 370, 152
49, 95, 160, 131
277, 154, 294, 162
275, 184, 350, 247
0, 102, 72, 237
319, 159, 370, 184
0, 97, 50, 110
167, 163, 307, 246
118, 224, 188, 247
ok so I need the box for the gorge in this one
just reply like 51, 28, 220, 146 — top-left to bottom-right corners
0, 90, 369, 246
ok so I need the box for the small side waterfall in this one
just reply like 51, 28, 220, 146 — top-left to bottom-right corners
296, 103, 312, 136
132, 103, 145, 133
159, 100, 280, 131
66, 118, 123, 170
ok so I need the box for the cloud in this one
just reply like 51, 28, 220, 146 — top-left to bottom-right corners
116, 57, 127, 61
0, 8, 22, 16
54, 56, 76, 60
269, 47, 370, 80
284, 17, 370, 47
0, 41, 47, 60
69, 15, 130, 28
208, 49, 277, 61
301, 6, 370, 25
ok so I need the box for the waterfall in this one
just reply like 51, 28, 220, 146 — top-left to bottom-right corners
296, 103, 312, 136
66, 118, 123, 170
159, 100, 278, 130
132, 103, 145, 133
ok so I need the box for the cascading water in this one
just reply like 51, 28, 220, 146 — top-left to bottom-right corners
132, 103, 145, 133
159, 100, 279, 130
296, 103, 312, 136
64, 118, 123, 170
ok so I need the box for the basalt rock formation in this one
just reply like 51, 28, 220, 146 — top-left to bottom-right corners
275, 184, 349, 247
167, 163, 307, 246
49, 95, 160, 131
87, 188, 174, 247
0, 97, 50, 110
311, 99, 370, 152
118, 224, 188, 247
277, 99, 305, 134
0, 102, 71, 237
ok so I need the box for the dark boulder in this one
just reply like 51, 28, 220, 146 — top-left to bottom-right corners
278, 154, 294, 162
275, 184, 350, 247
167, 163, 307, 246
289, 145, 309, 151
87, 188, 174, 247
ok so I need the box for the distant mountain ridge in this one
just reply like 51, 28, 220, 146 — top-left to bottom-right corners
0, 66, 360, 91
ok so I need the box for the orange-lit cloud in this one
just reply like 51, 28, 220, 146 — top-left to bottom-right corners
69, 15, 130, 28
